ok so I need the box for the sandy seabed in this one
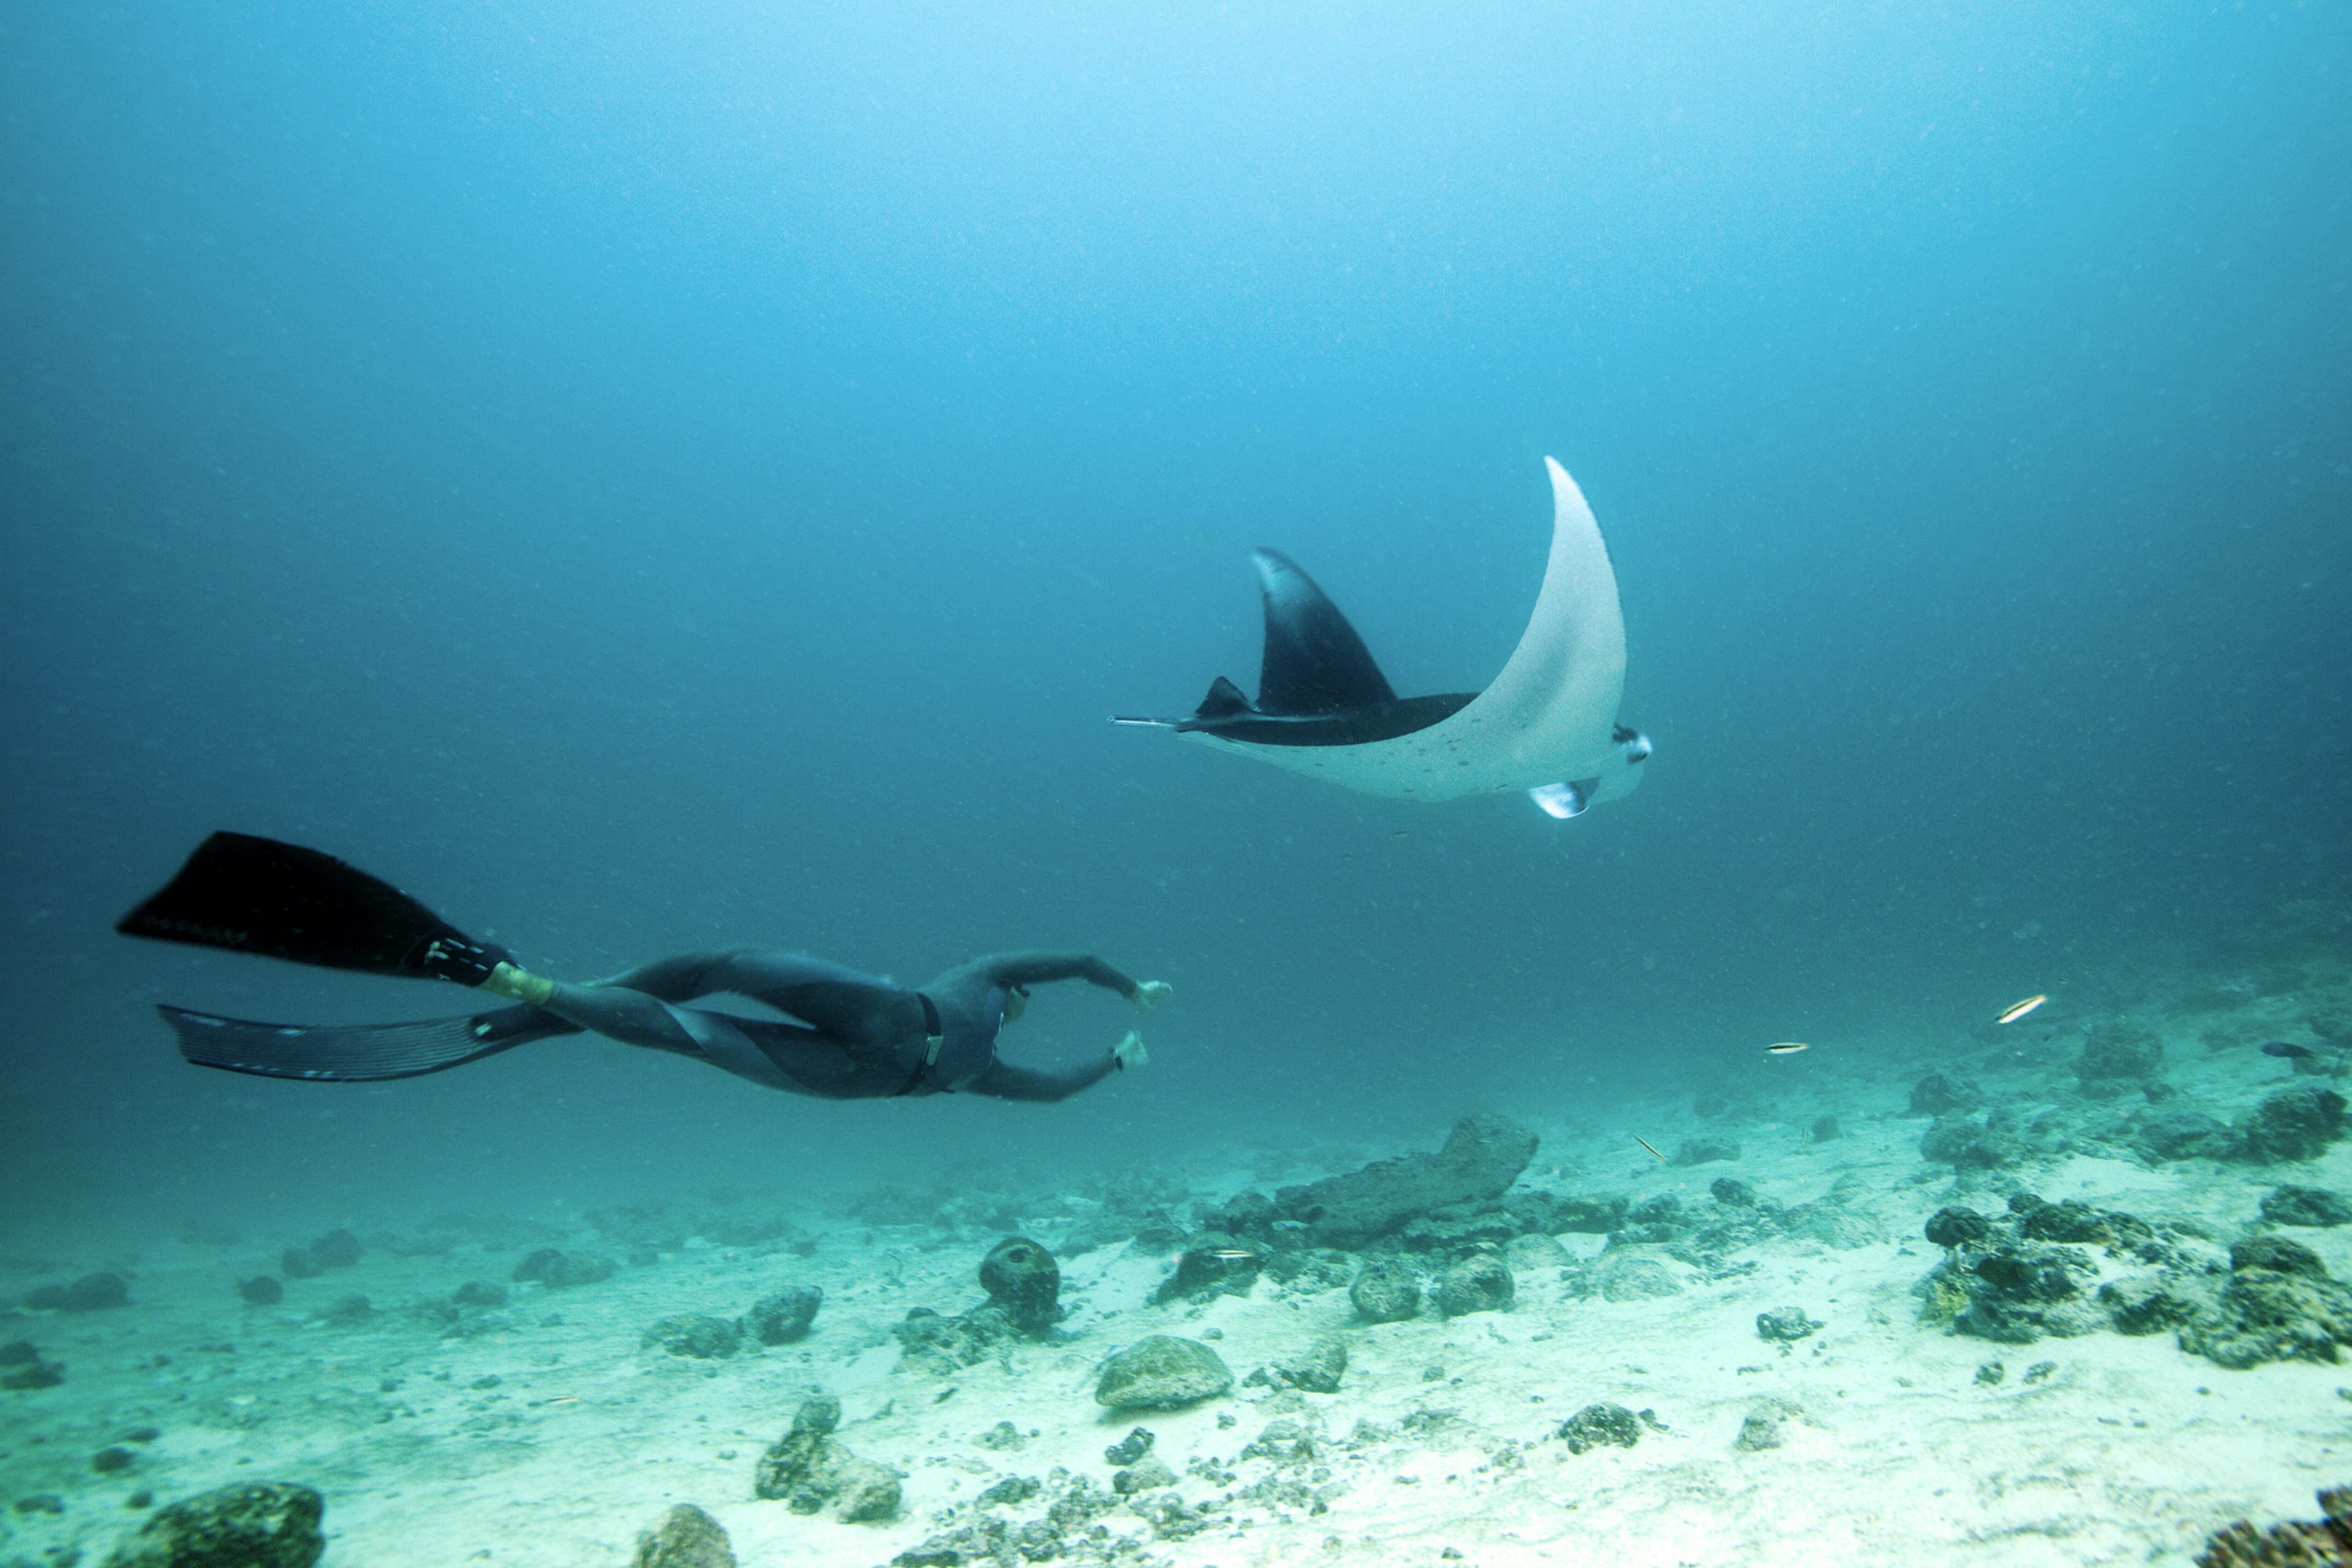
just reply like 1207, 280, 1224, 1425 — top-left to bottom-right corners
6, 953, 2350, 1568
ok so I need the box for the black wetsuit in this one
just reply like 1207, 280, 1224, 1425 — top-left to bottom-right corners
531, 948, 1142, 1102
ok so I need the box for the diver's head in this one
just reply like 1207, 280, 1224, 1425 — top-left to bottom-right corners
1001, 985, 1029, 1026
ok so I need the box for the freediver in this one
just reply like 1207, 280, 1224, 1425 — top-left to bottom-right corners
119, 833, 1166, 1103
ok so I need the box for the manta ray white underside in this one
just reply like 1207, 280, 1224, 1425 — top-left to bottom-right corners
1125, 457, 1650, 815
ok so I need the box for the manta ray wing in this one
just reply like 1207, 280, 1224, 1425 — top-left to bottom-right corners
1140, 457, 1645, 805
1250, 549, 1398, 714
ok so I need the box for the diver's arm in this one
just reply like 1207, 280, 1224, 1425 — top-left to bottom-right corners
977, 952, 1169, 1010
965, 1031, 1147, 1103
963, 1054, 1119, 1104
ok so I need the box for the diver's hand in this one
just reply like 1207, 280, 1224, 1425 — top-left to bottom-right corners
480, 962, 557, 1006
1110, 1031, 1150, 1071
1131, 980, 1172, 1013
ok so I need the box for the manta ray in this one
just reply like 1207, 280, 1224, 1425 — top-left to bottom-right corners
1115, 456, 1651, 818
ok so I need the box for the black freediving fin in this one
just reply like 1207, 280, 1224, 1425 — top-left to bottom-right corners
1250, 549, 1397, 715
159, 1003, 579, 1082
117, 832, 511, 985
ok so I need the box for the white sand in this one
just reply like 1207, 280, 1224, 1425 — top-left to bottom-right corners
4, 962, 2349, 1567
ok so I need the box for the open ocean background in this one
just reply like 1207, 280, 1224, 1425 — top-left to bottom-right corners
2, 2, 2346, 1245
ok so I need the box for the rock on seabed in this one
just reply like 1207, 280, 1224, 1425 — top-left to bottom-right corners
1095, 1335, 1234, 1411
104, 1482, 325, 1568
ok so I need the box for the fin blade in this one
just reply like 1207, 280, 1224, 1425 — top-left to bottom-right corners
1251, 549, 1397, 715
158, 1003, 574, 1080
118, 833, 498, 980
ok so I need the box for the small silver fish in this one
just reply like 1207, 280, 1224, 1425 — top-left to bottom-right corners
1765, 1041, 1809, 1055
1996, 994, 2048, 1025
1205, 1248, 1257, 1261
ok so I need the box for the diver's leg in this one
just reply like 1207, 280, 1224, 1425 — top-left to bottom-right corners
523, 980, 714, 1057
693, 952, 922, 1046
585, 950, 759, 1001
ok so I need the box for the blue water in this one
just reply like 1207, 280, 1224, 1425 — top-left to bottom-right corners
2, 3, 2346, 1237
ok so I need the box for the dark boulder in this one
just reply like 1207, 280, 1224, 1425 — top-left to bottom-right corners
1347, 1259, 1420, 1323
319, 1294, 373, 1327
978, 1237, 1060, 1331
2134, 1107, 2230, 1162
2097, 1277, 2209, 1336
451, 1280, 508, 1309
2261, 1186, 2352, 1228
2075, 1019, 2163, 1097
1, 1341, 64, 1389
631, 1503, 735, 1568
892, 1306, 1014, 1376
2231, 1087, 2348, 1164
306, 1229, 363, 1270
1670, 1137, 1741, 1167
1945, 1245, 2107, 1343
1920, 1113, 2021, 1169
1755, 1306, 1822, 1343
1153, 1243, 1262, 1306
1556, 1403, 1642, 1453
1908, 1074, 1981, 1117
2231, 1235, 2328, 1278
1433, 1254, 1514, 1317
1093, 1336, 1232, 1411
1924, 1207, 1992, 1249
236, 1277, 283, 1307
2019, 1200, 2112, 1245
102, 1482, 325, 1568
642, 1315, 741, 1359
1260, 1337, 1347, 1395
744, 1286, 822, 1345
1200, 1191, 1276, 1238
1509, 1192, 1626, 1234
26, 1272, 130, 1313
511, 1248, 614, 1288
1398, 1202, 1520, 1252
2180, 1267, 2352, 1369
753, 1394, 900, 1521
1272, 1114, 1537, 1249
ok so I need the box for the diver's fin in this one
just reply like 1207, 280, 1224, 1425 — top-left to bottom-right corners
158, 1003, 578, 1081
118, 832, 510, 984
1250, 549, 1397, 715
